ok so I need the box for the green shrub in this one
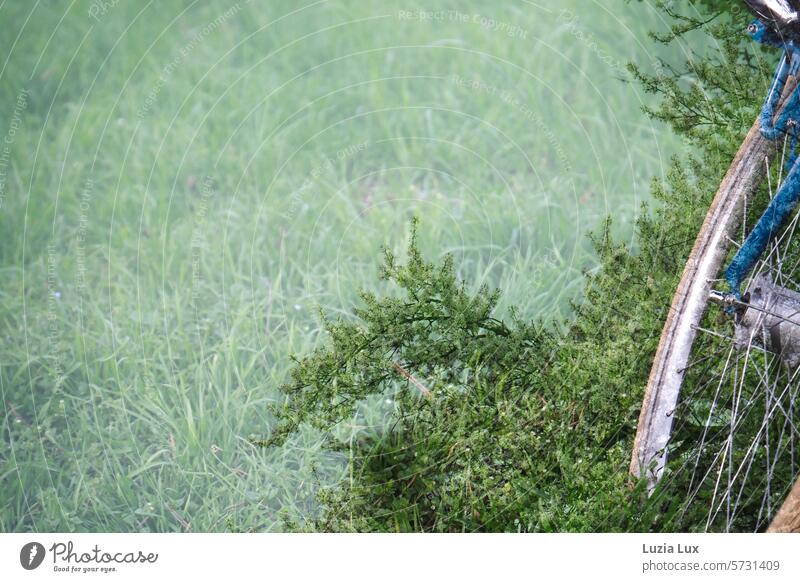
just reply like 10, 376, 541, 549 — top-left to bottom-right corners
265, 1, 776, 531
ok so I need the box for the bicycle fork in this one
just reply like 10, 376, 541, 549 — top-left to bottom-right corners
725, 49, 800, 298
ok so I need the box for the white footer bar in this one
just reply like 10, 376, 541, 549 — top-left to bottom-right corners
1, 533, 798, 581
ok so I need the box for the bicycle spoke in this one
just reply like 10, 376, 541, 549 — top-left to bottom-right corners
652, 146, 800, 531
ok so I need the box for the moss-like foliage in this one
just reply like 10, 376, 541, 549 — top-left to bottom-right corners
264, 1, 780, 531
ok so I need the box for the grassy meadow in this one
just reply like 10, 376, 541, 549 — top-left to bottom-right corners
0, 0, 687, 531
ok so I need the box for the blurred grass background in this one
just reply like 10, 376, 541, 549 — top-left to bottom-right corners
1, 0, 688, 531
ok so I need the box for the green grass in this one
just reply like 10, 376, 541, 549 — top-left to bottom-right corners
1, 0, 685, 531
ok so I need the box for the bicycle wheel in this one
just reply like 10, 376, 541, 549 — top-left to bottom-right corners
634, 121, 800, 531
